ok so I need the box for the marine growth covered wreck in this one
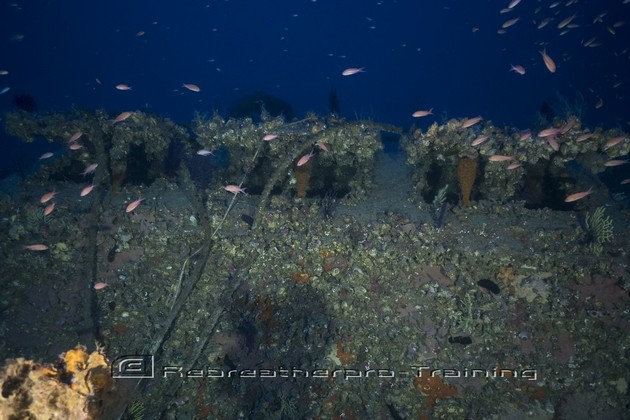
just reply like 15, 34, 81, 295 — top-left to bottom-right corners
1, 109, 629, 419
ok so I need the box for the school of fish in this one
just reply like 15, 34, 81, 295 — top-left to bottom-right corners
13, 0, 629, 278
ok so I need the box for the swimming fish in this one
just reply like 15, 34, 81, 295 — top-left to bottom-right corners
342, 67, 365, 76
44, 202, 55, 216
502, 17, 520, 28
24, 244, 49, 251
224, 185, 247, 194
126, 198, 144, 212
69, 131, 83, 142
540, 49, 556, 73
564, 188, 592, 202
461, 116, 482, 128
182, 83, 200, 92
113, 112, 133, 123
40, 190, 57, 204
471, 135, 489, 146
80, 185, 95, 197
488, 155, 514, 162
412, 109, 433, 117
297, 150, 315, 167
538, 127, 561, 137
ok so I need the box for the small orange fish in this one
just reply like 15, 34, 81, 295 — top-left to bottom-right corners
488, 155, 514, 162
510, 64, 526, 75
604, 136, 626, 149
518, 131, 532, 141
564, 188, 593, 202
604, 159, 628, 167
471, 135, 489, 146
125, 198, 144, 213
546, 136, 559, 151
576, 133, 593, 142
39, 152, 54, 160
69, 131, 83, 142
342, 67, 365, 76
557, 14, 576, 29
507, 162, 522, 170
461, 116, 482, 128
297, 150, 315, 167
316, 142, 330, 153
44, 202, 55, 216
24, 244, 49, 251
182, 83, 200, 92
412, 109, 433, 118
538, 18, 552, 29
224, 185, 247, 194
116, 84, 132, 91
263, 134, 278, 141
537, 127, 561, 137
502, 17, 520, 28
69, 143, 83, 150
82, 163, 98, 176
40, 190, 57, 204
540, 49, 556, 73
113, 111, 133, 123
80, 184, 95, 197
560, 118, 576, 134
620, 179, 630, 185
94, 282, 109, 290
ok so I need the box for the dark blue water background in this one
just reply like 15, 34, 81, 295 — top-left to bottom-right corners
0, 0, 628, 172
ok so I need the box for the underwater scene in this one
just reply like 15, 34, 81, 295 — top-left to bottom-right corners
0, 1, 629, 419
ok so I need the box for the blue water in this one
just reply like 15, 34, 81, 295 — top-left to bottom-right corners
1, 0, 629, 169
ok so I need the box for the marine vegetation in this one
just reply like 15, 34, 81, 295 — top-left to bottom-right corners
125, 400, 146, 420
583, 206, 614, 255
431, 183, 448, 227
24, 206, 52, 231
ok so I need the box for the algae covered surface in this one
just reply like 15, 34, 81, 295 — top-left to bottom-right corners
0, 110, 629, 419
